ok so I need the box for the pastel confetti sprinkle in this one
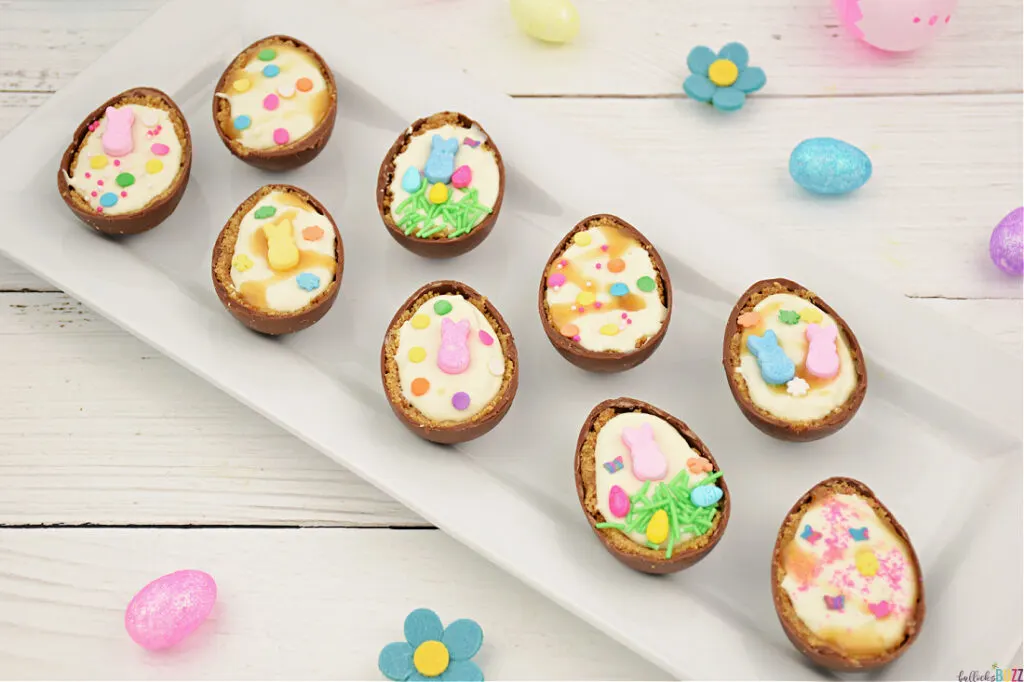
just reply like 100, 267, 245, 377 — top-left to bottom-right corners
114, 160, 121, 167
233, 115, 252, 131
277, 83, 296, 98
609, 282, 629, 297
433, 300, 453, 316
636, 276, 655, 292
233, 78, 251, 93
151, 143, 169, 156
488, 359, 504, 376
560, 323, 579, 338
296, 77, 313, 92
141, 111, 160, 127
463, 137, 480, 147
145, 159, 164, 174
786, 377, 810, 397
686, 456, 713, 474
848, 527, 869, 541
84, 173, 91, 179
737, 311, 761, 328
262, 64, 280, 78
115, 172, 135, 188
855, 549, 879, 577
302, 226, 324, 241
478, 330, 494, 346
97, 180, 104, 186
607, 258, 625, 273
548, 272, 566, 288
778, 309, 801, 325
823, 595, 845, 611
408, 347, 427, 363
273, 128, 290, 145
91, 191, 98, 197
868, 601, 892, 619
601, 244, 609, 252
576, 291, 596, 307
232, 254, 253, 272
411, 377, 430, 396
296, 273, 321, 291
800, 525, 822, 544
90, 155, 109, 170
263, 94, 280, 111
120, 191, 128, 198
573, 232, 592, 247
411, 314, 430, 330
603, 456, 624, 474
258, 48, 277, 61
99, 192, 118, 208
451, 392, 471, 411
254, 206, 277, 219
599, 323, 619, 336
799, 307, 823, 323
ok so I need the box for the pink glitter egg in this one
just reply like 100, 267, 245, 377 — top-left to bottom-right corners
124, 570, 217, 650
835, 0, 958, 52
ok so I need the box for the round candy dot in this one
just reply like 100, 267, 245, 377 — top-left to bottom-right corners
560, 323, 579, 337
96, 207, 103, 213
232, 254, 253, 272
595, 263, 602, 269
296, 273, 321, 291
411, 378, 430, 396
115, 172, 135, 188
120, 191, 128, 198
573, 231, 592, 247
296, 77, 313, 92
547, 272, 566, 288
277, 83, 296, 99
610, 282, 629, 297
263, 94, 280, 111
273, 128, 290, 145
478, 330, 494, 346
411, 314, 430, 330
84, 172, 91, 179
141, 111, 160, 127
91, 191, 98, 197
151, 143, 170, 156
433, 299, 453, 316
607, 258, 625, 273
600, 323, 619, 336
408, 347, 427, 363
576, 291, 596, 307
99, 192, 118, 208
145, 159, 164, 174
233, 78, 251, 93
258, 48, 277, 61
601, 244, 609, 252
233, 115, 252, 131
90, 155, 108, 170
636, 276, 656, 292
302, 225, 325, 241
488, 359, 504, 376
97, 180, 104, 186
262, 64, 280, 78
114, 159, 121, 167
451, 392, 471, 411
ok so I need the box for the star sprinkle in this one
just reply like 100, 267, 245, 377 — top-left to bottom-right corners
823, 595, 844, 611
786, 377, 810, 396
848, 527, 869, 541
603, 456, 624, 474
800, 524, 822, 544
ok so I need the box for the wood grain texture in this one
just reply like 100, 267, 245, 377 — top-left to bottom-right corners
0, 528, 668, 680
0, 0, 1020, 96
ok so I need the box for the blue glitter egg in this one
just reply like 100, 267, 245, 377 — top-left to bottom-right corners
690, 484, 723, 508
789, 137, 872, 196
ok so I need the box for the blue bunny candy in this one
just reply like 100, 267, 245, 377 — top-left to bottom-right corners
747, 329, 795, 385
424, 135, 459, 184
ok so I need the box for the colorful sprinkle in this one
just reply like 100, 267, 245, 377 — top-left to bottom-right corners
140, 111, 160, 128
427, 182, 448, 204
233, 78, 251, 93
296, 273, 321, 291
855, 549, 879, 577
603, 456, 624, 474
608, 485, 630, 518
645, 509, 669, 544
737, 311, 761, 328
547, 272, 566, 288
868, 601, 892, 619
145, 159, 164, 174
778, 309, 801, 325
408, 347, 427, 363
296, 77, 313, 92
823, 595, 845, 611
573, 232, 592, 247
463, 137, 480, 147
115, 172, 135, 188
488, 359, 504, 376
451, 392, 471, 411
277, 83, 296, 99
97, 180, 104, 186
433, 300, 453, 316
848, 527, 869, 541
560, 323, 579, 338
258, 48, 277, 61
262, 64, 280, 78
636, 276, 655, 292
593, 301, 603, 309
273, 128, 290, 145
686, 456, 713, 474
599, 323, 619, 336
232, 254, 253, 272
90, 155, 108, 170
411, 314, 430, 330
786, 377, 810, 397
302, 226, 324, 241
609, 282, 629, 297
91, 191, 97, 197
99, 192, 118, 208
576, 291, 596, 307
799, 307, 823, 323
411, 378, 430, 396
254, 206, 277, 219
601, 244, 609, 252
233, 115, 251, 131
800, 525, 822, 544
84, 173, 91, 179
150, 143, 169, 156
120, 191, 128, 198
114, 160, 121, 167
478, 330, 494, 346
263, 94, 280, 111
607, 258, 625, 273
594, 263, 602, 270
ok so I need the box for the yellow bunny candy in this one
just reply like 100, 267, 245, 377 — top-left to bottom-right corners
263, 218, 299, 271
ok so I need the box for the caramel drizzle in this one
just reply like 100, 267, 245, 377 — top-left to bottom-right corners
740, 302, 835, 392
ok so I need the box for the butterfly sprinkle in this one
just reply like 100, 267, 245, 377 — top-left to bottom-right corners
603, 456, 624, 474
823, 594, 844, 611
800, 524, 822, 544
848, 527, 869, 541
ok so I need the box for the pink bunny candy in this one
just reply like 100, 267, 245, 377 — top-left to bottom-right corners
805, 323, 840, 379
437, 318, 471, 375
102, 106, 135, 157
621, 423, 668, 482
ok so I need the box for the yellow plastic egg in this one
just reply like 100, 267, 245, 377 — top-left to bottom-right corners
510, 0, 580, 44
646, 509, 669, 545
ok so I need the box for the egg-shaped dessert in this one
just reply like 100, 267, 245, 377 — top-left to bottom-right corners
381, 281, 518, 444
722, 278, 867, 441
213, 35, 337, 170
771, 477, 924, 670
540, 215, 671, 372
212, 184, 342, 335
376, 112, 504, 258
575, 397, 729, 574
57, 87, 192, 235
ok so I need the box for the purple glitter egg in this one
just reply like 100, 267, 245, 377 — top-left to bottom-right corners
125, 569, 216, 650
990, 207, 1023, 276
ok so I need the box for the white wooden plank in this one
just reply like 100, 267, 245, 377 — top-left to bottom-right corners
0, 292, 1019, 527
3, 93, 1020, 299
0, 528, 668, 679
0, 0, 1020, 97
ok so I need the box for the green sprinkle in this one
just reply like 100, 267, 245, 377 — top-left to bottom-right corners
115, 172, 135, 188
433, 299, 453, 316
595, 522, 625, 530
636, 276, 656, 292
258, 48, 277, 61
779, 309, 801, 325
254, 205, 277, 219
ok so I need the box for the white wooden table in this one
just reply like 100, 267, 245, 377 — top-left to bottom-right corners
1, 1, 1021, 679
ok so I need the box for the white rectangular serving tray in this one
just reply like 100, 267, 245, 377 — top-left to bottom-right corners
1, 1, 1020, 678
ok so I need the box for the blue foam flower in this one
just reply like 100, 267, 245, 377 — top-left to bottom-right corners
683, 42, 766, 112
379, 608, 484, 681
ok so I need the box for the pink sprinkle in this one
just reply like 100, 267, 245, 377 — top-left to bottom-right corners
91, 191, 98, 197
478, 330, 494, 346
572, 335, 581, 342
120, 191, 128, 198
621, 313, 627, 319
114, 159, 121, 167
559, 259, 567, 267
273, 128, 290, 145
595, 263, 602, 269
868, 601, 892, 619
96, 207, 103, 213
928, 14, 938, 25
913, 16, 921, 22
263, 93, 280, 111
97, 180, 104, 186
151, 143, 170, 156
601, 244, 609, 252
84, 172, 91, 179
548, 272, 567, 288
945, 15, 950, 22
88, 121, 100, 131
594, 301, 603, 309
627, 319, 632, 324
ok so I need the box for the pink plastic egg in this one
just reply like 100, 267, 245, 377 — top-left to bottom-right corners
125, 570, 217, 650
835, 0, 958, 52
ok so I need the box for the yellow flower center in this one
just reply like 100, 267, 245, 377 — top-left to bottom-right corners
708, 59, 739, 87
413, 640, 450, 678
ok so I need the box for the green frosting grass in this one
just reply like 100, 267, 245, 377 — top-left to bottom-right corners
395, 184, 492, 239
